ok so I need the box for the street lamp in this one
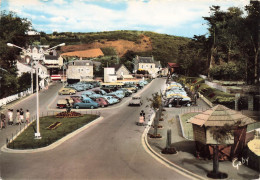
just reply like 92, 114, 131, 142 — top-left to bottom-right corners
7, 42, 65, 139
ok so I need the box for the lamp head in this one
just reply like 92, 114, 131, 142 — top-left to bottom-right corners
7, 43, 14, 47
59, 43, 65, 46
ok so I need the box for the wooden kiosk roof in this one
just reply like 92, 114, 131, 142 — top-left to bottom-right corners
188, 105, 255, 127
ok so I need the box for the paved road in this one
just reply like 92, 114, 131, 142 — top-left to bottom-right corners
1, 78, 190, 180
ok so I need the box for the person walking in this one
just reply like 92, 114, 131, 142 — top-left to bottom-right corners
1, 113, 6, 129
25, 109, 30, 124
140, 110, 145, 120
7, 109, 14, 125
16, 109, 21, 125
20, 108, 24, 123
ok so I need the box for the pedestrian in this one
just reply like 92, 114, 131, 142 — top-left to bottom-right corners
16, 109, 21, 125
20, 108, 24, 123
1, 113, 6, 129
140, 110, 145, 120
7, 109, 14, 125
25, 109, 30, 124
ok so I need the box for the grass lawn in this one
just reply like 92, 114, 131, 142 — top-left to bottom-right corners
180, 112, 199, 140
8, 114, 99, 149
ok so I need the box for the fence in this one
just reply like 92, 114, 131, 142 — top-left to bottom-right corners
5, 110, 101, 148
0, 88, 32, 108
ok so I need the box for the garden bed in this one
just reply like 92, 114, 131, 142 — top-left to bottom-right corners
7, 114, 99, 149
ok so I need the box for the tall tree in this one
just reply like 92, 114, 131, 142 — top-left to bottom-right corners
244, 1, 260, 84
0, 11, 31, 98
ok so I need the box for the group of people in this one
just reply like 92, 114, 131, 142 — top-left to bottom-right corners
0, 108, 30, 129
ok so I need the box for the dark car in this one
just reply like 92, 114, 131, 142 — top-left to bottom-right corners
163, 97, 191, 107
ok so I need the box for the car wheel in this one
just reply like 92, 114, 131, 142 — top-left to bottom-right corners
169, 104, 172, 108
90, 106, 94, 109
187, 103, 191, 107
75, 105, 80, 109
101, 104, 105, 108
69, 92, 72, 95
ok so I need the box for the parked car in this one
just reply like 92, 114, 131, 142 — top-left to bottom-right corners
81, 91, 95, 96
57, 98, 74, 108
73, 99, 99, 109
92, 89, 107, 95
58, 88, 76, 95
163, 96, 191, 107
91, 97, 109, 108
66, 85, 85, 92
70, 96, 82, 103
120, 88, 132, 97
107, 92, 124, 100
129, 95, 142, 106
102, 95, 119, 105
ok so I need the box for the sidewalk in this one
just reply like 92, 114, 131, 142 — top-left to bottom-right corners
146, 99, 260, 179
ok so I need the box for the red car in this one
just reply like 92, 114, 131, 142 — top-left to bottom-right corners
70, 96, 82, 103
92, 97, 109, 108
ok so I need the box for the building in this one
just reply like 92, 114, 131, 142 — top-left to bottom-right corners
43, 55, 64, 75
66, 60, 93, 82
104, 67, 117, 83
133, 56, 161, 78
114, 64, 133, 80
16, 60, 49, 90
167, 62, 179, 75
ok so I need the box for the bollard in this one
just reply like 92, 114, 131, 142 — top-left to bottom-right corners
166, 129, 171, 149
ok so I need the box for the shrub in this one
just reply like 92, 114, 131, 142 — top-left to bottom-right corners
209, 62, 243, 81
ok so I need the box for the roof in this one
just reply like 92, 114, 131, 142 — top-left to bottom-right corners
138, 57, 154, 63
68, 60, 93, 66
114, 64, 131, 74
188, 105, 256, 127
167, 62, 179, 68
61, 48, 104, 58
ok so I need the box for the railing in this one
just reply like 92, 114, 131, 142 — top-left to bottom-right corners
0, 88, 32, 107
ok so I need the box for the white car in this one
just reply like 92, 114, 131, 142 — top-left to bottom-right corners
129, 95, 142, 106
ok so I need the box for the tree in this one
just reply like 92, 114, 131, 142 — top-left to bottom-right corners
207, 122, 241, 179
0, 11, 31, 98
244, 1, 260, 84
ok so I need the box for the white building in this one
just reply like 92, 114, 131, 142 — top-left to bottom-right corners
67, 60, 93, 81
104, 67, 117, 83
133, 56, 161, 78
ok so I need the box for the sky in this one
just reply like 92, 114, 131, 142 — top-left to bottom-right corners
1, 0, 250, 38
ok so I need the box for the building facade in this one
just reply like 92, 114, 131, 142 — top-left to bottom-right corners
66, 60, 93, 81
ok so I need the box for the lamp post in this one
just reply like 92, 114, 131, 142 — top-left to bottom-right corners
7, 43, 65, 139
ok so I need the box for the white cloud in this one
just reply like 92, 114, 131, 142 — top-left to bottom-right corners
5, 0, 251, 36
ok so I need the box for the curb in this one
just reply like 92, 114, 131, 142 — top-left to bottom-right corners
1, 116, 104, 153
142, 114, 206, 180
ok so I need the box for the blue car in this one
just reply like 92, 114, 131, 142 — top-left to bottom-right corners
102, 95, 119, 105
73, 99, 99, 109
